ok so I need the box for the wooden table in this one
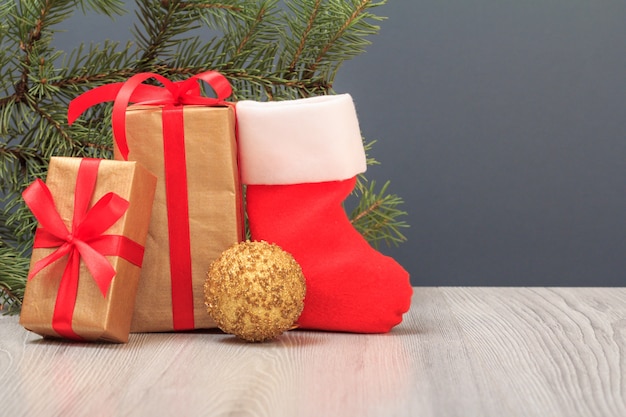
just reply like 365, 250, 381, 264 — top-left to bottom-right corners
1, 287, 625, 417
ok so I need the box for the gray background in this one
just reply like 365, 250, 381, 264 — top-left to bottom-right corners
55, 1, 626, 287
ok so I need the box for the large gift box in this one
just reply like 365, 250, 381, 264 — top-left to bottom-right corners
68, 71, 244, 332
123, 104, 242, 332
19, 157, 157, 342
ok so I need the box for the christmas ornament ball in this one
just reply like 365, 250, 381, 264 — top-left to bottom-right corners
204, 241, 306, 342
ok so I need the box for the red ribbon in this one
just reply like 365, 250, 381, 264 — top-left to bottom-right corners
23, 158, 145, 340
68, 71, 232, 160
68, 71, 234, 330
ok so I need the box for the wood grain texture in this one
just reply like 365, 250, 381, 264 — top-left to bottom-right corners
1, 287, 624, 417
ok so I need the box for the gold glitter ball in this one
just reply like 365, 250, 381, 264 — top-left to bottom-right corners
204, 241, 306, 342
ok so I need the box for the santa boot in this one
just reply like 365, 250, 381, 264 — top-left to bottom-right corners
236, 94, 413, 333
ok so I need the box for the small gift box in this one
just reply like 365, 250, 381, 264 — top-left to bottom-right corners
19, 157, 157, 342
68, 71, 244, 332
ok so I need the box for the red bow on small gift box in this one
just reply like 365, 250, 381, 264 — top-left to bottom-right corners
23, 158, 145, 340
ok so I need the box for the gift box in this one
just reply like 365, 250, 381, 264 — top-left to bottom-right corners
19, 157, 157, 342
123, 103, 243, 332
68, 71, 244, 332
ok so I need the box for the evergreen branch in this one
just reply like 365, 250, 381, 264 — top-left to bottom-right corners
203, 0, 279, 76
0, 95, 16, 124
80, 141, 114, 153
50, 68, 138, 88
351, 196, 381, 224
0, 96, 12, 109
308, 0, 367, 74
233, 2, 268, 56
13, 0, 55, 103
288, 0, 322, 73
30, 100, 76, 148
0, 245, 29, 315
306, 0, 384, 77
223, 69, 332, 100
0, 143, 47, 179
53, 40, 139, 91
164, 0, 242, 12
135, 0, 201, 69
136, 2, 175, 67
192, 0, 251, 33
363, 139, 380, 167
0, 284, 22, 314
80, 0, 126, 17
350, 179, 408, 248
0, 1, 13, 18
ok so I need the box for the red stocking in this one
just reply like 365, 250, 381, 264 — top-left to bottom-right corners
237, 94, 412, 333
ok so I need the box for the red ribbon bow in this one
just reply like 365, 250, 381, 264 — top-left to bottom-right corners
68, 70, 233, 159
67, 71, 234, 331
23, 158, 145, 340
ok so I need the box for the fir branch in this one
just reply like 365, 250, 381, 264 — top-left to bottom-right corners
0, 1, 13, 17
53, 40, 139, 91
233, 2, 269, 56
350, 179, 408, 248
13, 0, 56, 103
135, 0, 201, 70
30, 100, 77, 148
0, 245, 29, 315
224, 69, 332, 100
51, 68, 138, 88
163, 0, 242, 12
287, 0, 322, 73
80, 0, 126, 17
308, 0, 370, 74
203, 0, 279, 76
0, 143, 47, 188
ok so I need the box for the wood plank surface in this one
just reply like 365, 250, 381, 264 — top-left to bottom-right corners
1, 287, 624, 417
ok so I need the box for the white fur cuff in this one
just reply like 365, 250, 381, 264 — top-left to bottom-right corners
236, 94, 367, 185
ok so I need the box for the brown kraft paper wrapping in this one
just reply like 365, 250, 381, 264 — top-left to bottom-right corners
119, 105, 243, 332
19, 157, 157, 343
